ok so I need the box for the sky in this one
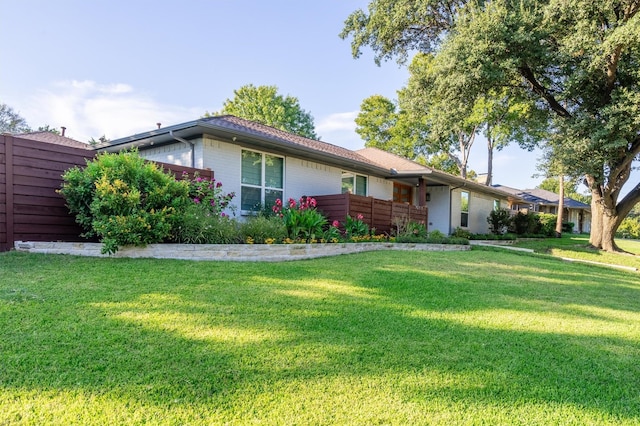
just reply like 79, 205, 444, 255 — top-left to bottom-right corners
0, 0, 562, 191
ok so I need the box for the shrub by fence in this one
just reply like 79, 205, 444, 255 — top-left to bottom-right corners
0, 135, 212, 252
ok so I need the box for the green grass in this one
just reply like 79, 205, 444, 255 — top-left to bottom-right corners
1, 250, 639, 425
511, 234, 640, 270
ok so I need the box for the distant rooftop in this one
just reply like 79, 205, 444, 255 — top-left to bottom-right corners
15, 131, 92, 150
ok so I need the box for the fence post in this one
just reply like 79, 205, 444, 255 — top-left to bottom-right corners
5, 136, 14, 250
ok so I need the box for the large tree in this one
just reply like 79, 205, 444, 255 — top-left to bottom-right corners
0, 103, 31, 134
341, 0, 640, 251
209, 84, 318, 140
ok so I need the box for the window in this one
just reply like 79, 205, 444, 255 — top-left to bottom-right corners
341, 172, 367, 196
460, 191, 469, 228
241, 150, 283, 212
493, 199, 501, 211
393, 183, 412, 203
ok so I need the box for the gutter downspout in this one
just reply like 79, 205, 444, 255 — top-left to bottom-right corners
448, 183, 466, 235
169, 130, 195, 168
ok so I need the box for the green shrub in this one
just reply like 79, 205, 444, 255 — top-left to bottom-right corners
487, 208, 512, 235
562, 222, 575, 233
59, 150, 190, 254
616, 216, 640, 239
183, 172, 236, 217
272, 196, 328, 242
452, 227, 473, 239
239, 216, 287, 244
536, 213, 557, 237
344, 214, 371, 239
510, 211, 537, 235
172, 204, 240, 244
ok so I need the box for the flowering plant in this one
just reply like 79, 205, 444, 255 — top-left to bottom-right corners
183, 172, 236, 217
344, 214, 370, 239
272, 196, 328, 242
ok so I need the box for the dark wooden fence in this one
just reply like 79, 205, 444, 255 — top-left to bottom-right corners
313, 193, 428, 235
0, 135, 213, 252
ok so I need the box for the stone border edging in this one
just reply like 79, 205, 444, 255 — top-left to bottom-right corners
14, 241, 470, 262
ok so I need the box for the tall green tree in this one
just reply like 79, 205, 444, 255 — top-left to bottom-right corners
341, 0, 640, 252
208, 84, 318, 140
0, 103, 31, 134
355, 94, 427, 159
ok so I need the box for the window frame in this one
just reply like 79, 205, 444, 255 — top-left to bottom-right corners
460, 191, 470, 228
341, 172, 368, 196
240, 149, 284, 213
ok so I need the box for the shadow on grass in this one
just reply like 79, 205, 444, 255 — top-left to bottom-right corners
1, 250, 639, 423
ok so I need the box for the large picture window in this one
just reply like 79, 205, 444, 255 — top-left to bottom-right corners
460, 191, 469, 228
341, 172, 367, 196
241, 150, 283, 212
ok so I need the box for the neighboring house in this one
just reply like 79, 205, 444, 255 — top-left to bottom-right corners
99, 115, 520, 235
493, 185, 591, 233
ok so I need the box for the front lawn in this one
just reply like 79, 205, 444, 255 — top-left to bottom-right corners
1, 250, 639, 425
512, 234, 640, 270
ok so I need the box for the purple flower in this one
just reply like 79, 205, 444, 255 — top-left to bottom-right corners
216, 182, 223, 188
194, 197, 200, 204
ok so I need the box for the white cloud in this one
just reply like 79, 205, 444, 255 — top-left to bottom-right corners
316, 111, 365, 151
22, 80, 201, 142
316, 111, 358, 132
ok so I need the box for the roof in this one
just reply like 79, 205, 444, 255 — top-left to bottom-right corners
493, 185, 590, 209
357, 147, 521, 200
100, 115, 388, 176
357, 147, 428, 172
15, 131, 92, 150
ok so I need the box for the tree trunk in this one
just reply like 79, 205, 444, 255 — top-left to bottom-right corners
486, 130, 493, 186
588, 188, 622, 252
555, 175, 564, 238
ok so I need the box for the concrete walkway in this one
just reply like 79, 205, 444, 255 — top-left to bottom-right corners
469, 240, 638, 272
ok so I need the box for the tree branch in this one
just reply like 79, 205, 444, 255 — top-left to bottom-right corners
518, 65, 572, 118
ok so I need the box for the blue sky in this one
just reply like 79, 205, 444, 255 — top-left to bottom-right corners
1, 0, 559, 190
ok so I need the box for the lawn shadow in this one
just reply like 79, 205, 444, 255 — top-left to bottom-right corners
1, 251, 640, 423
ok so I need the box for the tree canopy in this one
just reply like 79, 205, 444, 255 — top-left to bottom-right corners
341, 0, 640, 251
208, 84, 318, 140
0, 103, 31, 134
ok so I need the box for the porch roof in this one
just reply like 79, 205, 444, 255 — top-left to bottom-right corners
357, 147, 523, 201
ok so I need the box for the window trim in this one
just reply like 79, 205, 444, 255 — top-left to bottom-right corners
460, 191, 470, 228
240, 149, 284, 213
341, 172, 368, 196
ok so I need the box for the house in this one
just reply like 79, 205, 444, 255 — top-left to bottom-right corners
493, 185, 591, 233
99, 115, 520, 235
356, 148, 522, 234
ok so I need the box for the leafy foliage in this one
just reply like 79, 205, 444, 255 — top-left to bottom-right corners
59, 150, 190, 254
171, 204, 239, 244
341, 0, 640, 249
616, 217, 640, 239
239, 216, 288, 244
272, 197, 328, 242
0, 102, 31, 134
209, 84, 318, 139
487, 208, 512, 235
343, 214, 371, 239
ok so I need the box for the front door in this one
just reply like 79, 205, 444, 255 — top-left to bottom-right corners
393, 183, 412, 204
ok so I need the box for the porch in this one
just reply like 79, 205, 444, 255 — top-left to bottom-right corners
313, 193, 428, 235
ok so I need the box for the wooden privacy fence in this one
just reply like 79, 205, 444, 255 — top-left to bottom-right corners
0, 135, 213, 252
313, 193, 428, 235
